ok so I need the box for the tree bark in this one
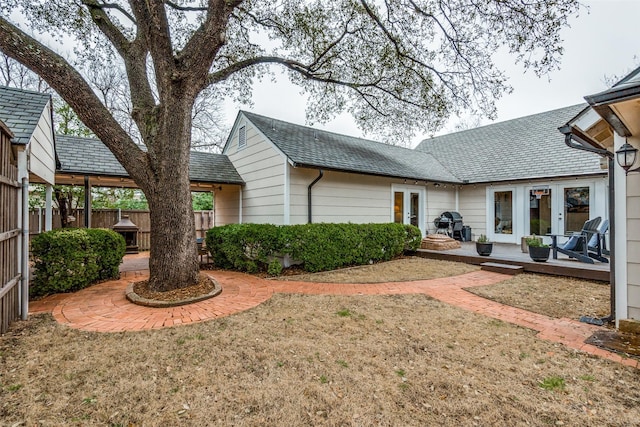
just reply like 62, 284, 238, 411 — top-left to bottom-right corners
142, 91, 200, 292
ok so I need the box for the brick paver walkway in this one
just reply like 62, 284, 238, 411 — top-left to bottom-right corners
29, 256, 638, 368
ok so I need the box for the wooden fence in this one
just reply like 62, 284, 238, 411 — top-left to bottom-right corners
0, 122, 20, 334
29, 209, 215, 251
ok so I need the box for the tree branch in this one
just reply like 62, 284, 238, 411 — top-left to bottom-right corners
0, 15, 156, 191
164, 0, 206, 12
86, 0, 137, 25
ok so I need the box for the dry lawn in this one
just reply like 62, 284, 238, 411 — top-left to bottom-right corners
468, 274, 610, 321
1, 257, 631, 426
280, 257, 479, 283
2, 293, 640, 426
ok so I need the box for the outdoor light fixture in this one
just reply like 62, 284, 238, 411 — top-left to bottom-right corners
615, 142, 640, 175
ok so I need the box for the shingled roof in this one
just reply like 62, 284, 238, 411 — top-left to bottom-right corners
240, 111, 461, 183
56, 135, 244, 185
0, 86, 51, 145
415, 104, 604, 183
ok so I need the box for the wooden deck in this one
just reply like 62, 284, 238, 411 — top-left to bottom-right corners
416, 242, 610, 282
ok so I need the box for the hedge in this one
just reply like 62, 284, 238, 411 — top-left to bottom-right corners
31, 228, 126, 297
205, 223, 422, 274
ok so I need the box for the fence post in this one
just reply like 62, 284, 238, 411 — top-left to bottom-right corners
21, 178, 29, 320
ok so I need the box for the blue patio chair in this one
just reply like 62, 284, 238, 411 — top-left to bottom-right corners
587, 219, 609, 263
550, 217, 601, 264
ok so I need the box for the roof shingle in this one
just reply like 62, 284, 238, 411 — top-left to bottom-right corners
242, 111, 461, 183
0, 86, 51, 145
415, 104, 603, 183
56, 135, 244, 185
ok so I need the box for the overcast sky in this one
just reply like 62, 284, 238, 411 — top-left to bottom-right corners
223, 0, 640, 147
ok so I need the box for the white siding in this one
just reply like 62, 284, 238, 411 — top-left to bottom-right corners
27, 100, 55, 184
627, 165, 640, 319
458, 185, 487, 240
425, 186, 456, 234
226, 118, 286, 224
213, 185, 240, 226
289, 168, 397, 225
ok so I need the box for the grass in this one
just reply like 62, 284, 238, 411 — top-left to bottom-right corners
0, 257, 635, 425
468, 273, 609, 320
2, 293, 640, 426
538, 376, 566, 391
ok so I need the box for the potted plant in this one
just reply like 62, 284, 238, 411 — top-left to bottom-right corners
476, 234, 493, 256
526, 236, 550, 262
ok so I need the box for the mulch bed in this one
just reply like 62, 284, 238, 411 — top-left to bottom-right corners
133, 273, 216, 302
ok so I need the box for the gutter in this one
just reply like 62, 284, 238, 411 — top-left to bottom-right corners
307, 169, 324, 223
558, 125, 616, 324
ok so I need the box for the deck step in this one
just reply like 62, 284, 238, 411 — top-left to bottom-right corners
480, 262, 524, 275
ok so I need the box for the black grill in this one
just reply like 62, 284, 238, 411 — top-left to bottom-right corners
435, 211, 466, 241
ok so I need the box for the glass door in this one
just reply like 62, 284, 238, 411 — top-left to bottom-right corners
529, 188, 552, 236
392, 185, 425, 236
553, 185, 591, 235
489, 188, 516, 243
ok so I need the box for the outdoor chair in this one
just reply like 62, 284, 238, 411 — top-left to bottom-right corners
587, 219, 609, 263
549, 216, 601, 264
196, 237, 211, 264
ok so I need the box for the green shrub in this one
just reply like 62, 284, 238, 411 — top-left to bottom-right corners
267, 259, 283, 276
403, 225, 422, 251
205, 223, 282, 272
30, 228, 126, 297
206, 222, 415, 274
85, 228, 126, 279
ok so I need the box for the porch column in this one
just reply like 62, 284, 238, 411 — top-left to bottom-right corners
84, 175, 92, 228
613, 133, 628, 327
45, 184, 53, 231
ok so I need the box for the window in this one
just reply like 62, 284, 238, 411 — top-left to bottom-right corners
494, 191, 513, 234
238, 125, 246, 149
564, 186, 589, 233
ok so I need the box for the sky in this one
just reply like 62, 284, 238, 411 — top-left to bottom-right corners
223, 0, 640, 147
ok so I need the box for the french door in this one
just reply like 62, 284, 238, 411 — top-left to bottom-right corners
527, 183, 593, 238
392, 185, 425, 236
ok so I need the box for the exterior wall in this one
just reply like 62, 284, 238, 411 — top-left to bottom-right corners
289, 168, 397, 225
213, 185, 241, 226
225, 117, 286, 224
424, 185, 457, 234
27, 101, 55, 185
626, 135, 640, 319
458, 185, 487, 240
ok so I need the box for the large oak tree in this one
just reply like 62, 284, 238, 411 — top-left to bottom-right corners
0, 0, 580, 291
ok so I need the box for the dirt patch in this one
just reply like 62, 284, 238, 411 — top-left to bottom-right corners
2, 295, 639, 426
277, 256, 479, 283
467, 274, 610, 321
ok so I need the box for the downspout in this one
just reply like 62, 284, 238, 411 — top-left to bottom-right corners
308, 170, 324, 224
560, 126, 615, 323
21, 177, 29, 320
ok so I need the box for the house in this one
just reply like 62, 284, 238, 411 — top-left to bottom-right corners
0, 86, 56, 331
415, 104, 607, 244
561, 66, 640, 328
218, 111, 462, 236
217, 107, 607, 244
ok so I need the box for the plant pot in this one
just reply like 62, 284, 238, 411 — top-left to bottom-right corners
528, 245, 550, 262
476, 242, 493, 256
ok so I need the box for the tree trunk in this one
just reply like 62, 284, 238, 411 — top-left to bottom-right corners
142, 93, 200, 292
146, 179, 199, 292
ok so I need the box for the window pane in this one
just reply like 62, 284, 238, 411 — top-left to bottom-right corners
410, 193, 419, 227
564, 187, 589, 233
530, 189, 551, 235
494, 191, 513, 234
394, 192, 403, 224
